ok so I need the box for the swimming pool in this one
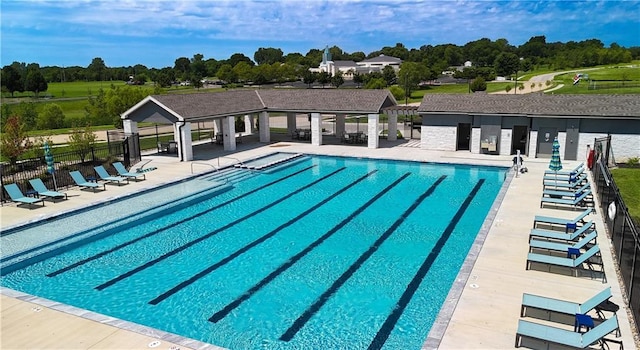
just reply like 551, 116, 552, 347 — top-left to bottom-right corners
1, 154, 508, 349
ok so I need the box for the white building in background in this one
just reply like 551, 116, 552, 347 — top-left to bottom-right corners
310, 46, 402, 79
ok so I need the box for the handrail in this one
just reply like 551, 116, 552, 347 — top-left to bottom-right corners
191, 161, 219, 174
216, 156, 244, 168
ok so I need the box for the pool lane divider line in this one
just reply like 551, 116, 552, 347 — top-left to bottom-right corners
367, 179, 485, 350
94, 167, 346, 291
149, 169, 379, 305
45, 165, 317, 278
278, 175, 447, 342
208, 172, 413, 323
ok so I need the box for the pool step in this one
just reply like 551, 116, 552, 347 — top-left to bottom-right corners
235, 153, 305, 170
199, 167, 255, 184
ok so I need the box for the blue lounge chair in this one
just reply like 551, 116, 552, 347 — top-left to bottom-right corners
113, 162, 145, 181
3, 183, 45, 209
540, 189, 592, 209
515, 315, 621, 349
544, 162, 585, 177
70, 171, 105, 192
526, 244, 602, 280
542, 182, 591, 199
529, 221, 595, 242
94, 165, 128, 185
529, 230, 598, 254
28, 178, 67, 201
533, 208, 592, 230
543, 173, 588, 190
520, 287, 613, 318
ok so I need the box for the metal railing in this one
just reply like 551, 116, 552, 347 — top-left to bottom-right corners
590, 134, 639, 335
191, 162, 219, 174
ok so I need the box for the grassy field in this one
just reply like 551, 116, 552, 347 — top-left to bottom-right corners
611, 168, 640, 226
551, 64, 640, 94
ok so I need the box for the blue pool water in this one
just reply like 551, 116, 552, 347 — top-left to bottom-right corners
1, 154, 507, 349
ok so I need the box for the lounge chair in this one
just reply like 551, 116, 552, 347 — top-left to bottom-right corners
520, 287, 613, 319
70, 171, 105, 192
526, 244, 603, 280
94, 165, 128, 185
529, 229, 598, 254
113, 162, 145, 181
529, 220, 595, 242
544, 162, 585, 177
533, 208, 592, 230
515, 315, 622, 349
3, 183, 45, 209
540, 189, 592, 209
543, 173, 588, 190
542, 182, 591, 199
28, 178, 67, 201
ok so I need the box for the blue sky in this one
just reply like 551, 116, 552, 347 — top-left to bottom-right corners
2, 0, 639, 68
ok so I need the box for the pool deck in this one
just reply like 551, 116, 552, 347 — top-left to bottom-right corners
1, 137, 637, 350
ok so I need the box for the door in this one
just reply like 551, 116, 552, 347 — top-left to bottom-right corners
511, 125, 528, 155
536, 127, 557, 158
456, 123, 471, 150
565, 124, 579, 160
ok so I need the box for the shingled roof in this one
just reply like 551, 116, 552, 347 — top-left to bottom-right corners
417, 93, 640, 119
123, 89, 397, 122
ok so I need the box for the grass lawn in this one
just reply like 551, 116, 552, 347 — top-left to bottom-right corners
551, 65, 640, 94
611, 167, 640, 226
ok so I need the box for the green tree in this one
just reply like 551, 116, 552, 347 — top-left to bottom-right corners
216, 64, 237, 84
254, 47, 284, 65
87, 57, 107, 81
233, 61, 253, 83
68, 125, 98, 163
494, 52, 520, 77
1, 65, 24, 97
190, 54, 207, 78
15, 102, 38, 131
174, 57, 191, 81
302, 70, 317, 88
37, 104, 65, 130
317, 71, 331, 87
85, 88, 110, 125
24, 67, 48, 97
0, 115, 32, 164
382, 65, 397, 86
470, 77, 487, 92
364, 77, 386, 89
353, 72, 363, 88
388, 85, 406, 101
331, 71, 344, 88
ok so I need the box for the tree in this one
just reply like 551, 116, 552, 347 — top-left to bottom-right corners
190, 54, 207, 78
317, 71, 331, 87
87, 57, 107, 81
233, 61, 253, 83
302, 70, 317, 88
174, 57, 191, 81
494, 52, 520, 77
254, 47, 284, 65
68, 125, 97, 163
216, 64, 236, 84
353, 72, 363, 88
37, 103, 65, 129
470, 77, 487, 92
24, 67, 48, 97
331, 71, 344, 88
227, 53, 254, 67
364, 77, 386, 89
0, 115, 32, 164
382, 65, 397, 86
1, 65, 24, 97
15, 102, 38, 131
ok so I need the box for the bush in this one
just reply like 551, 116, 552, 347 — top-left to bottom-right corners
470, 77, 487, 92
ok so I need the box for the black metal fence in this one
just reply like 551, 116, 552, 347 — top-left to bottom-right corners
591, 134, 639, 335
1, 135, 140, 203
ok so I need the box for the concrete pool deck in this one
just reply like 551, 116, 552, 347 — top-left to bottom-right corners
1, 138, 637, 350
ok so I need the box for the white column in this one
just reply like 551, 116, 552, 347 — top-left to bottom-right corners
367, 114, 380, 149
310, 112, 323, 146
213, 119, 222, 134
388, 110, 398, 141
244, 114, 254, 134
335, 114, 346, 138
123, 120, 138, 135
470, 127, 481, 154
222, 116, 236, 151
287, 113, 297, 136
175, 121, 193, 161
529, 130, 538, 158
259, 111, 270, 143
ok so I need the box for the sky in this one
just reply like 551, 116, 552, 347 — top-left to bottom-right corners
2, 0, 639, 69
